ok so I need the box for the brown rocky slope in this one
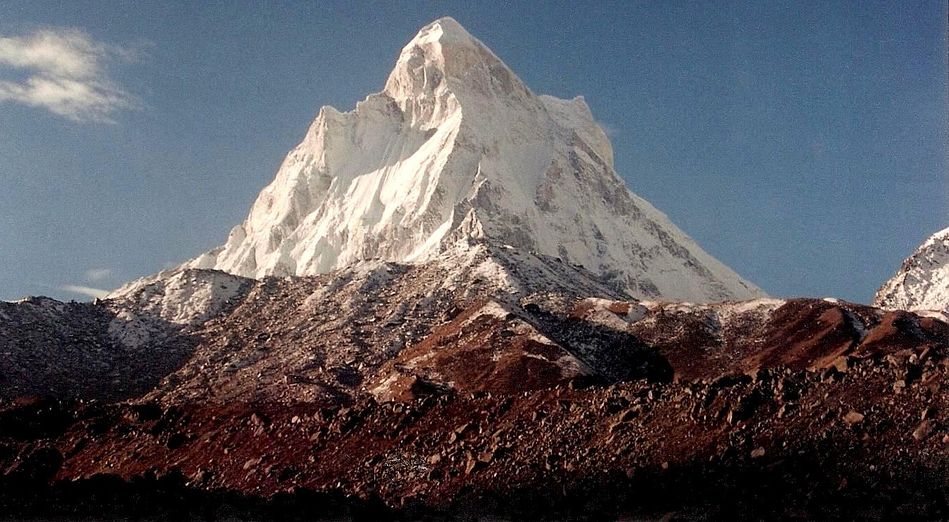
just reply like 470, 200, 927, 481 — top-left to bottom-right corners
1, 248, 947, 519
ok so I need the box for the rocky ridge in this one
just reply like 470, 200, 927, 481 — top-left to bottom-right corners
875, 226, 949, 314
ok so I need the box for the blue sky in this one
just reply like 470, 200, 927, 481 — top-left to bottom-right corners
0, 1, 946, 303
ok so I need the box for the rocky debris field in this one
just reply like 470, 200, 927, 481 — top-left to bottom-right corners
1, 309, 946, 519
1, 252, 948, 519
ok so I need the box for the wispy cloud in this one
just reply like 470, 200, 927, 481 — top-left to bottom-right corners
597, 121, 620, 138
59, 284, 109, 299
0, 28, 140, 122
84, 267, 112, 282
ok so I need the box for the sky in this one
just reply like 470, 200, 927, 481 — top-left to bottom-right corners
0, 1, 946, 303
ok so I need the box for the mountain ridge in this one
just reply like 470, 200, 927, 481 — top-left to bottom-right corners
875, 226, 949, 313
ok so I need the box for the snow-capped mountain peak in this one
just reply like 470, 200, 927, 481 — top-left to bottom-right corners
384, 17, 530, 107
875, 226, 949, 312
186, 17, 762, 302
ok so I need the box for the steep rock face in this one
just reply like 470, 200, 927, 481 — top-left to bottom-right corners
187, 17, 761, 302
875, 226, 949, 313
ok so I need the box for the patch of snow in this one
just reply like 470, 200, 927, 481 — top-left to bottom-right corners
716, 298, 786, 316
553, 354, 591, 377
524, 329, 556, 345
106, 269, 249, 348
842, 309, 868, 341
913, 309, 949, 323
370, 374, 401, 400
637, 298, 785, 333
875, 226, 949, 313
470, 258, 521, 295
461, 300, 512, 327
576, 297, 635, 330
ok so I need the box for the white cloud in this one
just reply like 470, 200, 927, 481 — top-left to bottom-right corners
84, 267, 112, 282
0, 28, 138, 122
597, 121, 620, 138
59, 284, 109, 299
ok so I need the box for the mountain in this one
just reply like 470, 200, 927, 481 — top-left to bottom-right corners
1, 18, 946, 520
184, 17, 761, 302
875, 226, 949, 313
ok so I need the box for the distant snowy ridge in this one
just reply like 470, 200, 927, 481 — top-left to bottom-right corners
106, 269, 250, 348
185, 17, 762, 302
874, 226, 949, 313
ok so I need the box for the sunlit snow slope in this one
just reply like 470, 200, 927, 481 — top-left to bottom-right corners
875, 226, 949, 313
188, 17, 762, 302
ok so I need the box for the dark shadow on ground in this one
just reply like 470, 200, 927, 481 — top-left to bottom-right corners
0, 298, 204, 402
523, 302, 674, 383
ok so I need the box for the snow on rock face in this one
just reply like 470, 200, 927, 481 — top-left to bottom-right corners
109, 269, 249, 325
188, 17, 762, 302
575, 297, 786, 334
875, 226, 949, 313
107, 269, 250, 348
